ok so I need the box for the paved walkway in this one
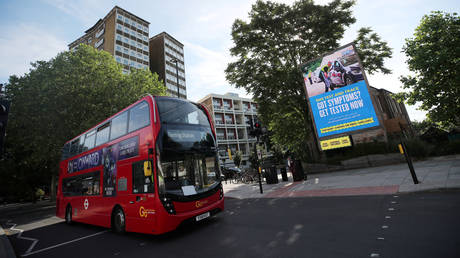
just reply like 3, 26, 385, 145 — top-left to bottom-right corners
223, 154, 460, 199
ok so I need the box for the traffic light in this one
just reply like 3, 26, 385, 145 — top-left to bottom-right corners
248, 117, 267, 142
0, 99, 10, 156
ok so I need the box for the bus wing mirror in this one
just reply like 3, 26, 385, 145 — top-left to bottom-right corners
144, 161, 152, 177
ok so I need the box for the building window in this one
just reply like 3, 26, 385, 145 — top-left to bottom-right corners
95, 38, 104, 48
96, 28, 104, 38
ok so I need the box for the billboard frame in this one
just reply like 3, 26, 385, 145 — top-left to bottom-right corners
299, 42, 385, 151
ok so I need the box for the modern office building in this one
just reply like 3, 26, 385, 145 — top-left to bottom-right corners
198, 93, 260, 168
68, 6, 150, 74
149, 32, 187, 99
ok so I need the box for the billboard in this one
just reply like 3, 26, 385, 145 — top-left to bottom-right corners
300, 44, 380, 139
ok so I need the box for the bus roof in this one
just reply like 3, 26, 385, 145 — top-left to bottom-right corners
64, 94, 155, 145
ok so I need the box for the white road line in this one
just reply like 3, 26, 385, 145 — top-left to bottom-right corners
382, 225, 389, 229
377, 237, 385, 240
385, 216, 391, 219
388, 208, 395, 211
21, 230, 107, 257
391, 201, 397, 204
393, 195, 399, 198
6, 220, 39, 255
370, 253, 380, 257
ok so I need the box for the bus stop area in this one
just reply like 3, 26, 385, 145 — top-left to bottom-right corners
223, 154, 460, 199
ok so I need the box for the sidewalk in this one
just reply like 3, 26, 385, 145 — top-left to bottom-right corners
223, 154, 460, 199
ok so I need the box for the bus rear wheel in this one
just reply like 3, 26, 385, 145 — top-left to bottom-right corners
112, 207, 126, 233
65, 205, 73, 225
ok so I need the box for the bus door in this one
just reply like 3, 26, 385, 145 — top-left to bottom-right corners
126, 160, 157, 229
79, 171, 101, 223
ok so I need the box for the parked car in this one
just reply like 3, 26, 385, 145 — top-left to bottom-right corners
328, 58, 364, 89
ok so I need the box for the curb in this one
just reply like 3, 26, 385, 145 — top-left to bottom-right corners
0, 225, 16, 258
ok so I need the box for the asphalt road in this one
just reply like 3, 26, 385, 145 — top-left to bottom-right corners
2, 191, 460, 258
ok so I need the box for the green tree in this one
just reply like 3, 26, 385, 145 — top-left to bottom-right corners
399, 11, 460, 126
411, 119, 434, 136
233, 151, 243, 168
0, 44, 166, 201
225, 0, 392, 160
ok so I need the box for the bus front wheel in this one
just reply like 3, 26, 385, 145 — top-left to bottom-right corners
65, 205, 73, 225
112, 207, 126, 233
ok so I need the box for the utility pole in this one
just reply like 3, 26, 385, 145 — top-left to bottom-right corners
249, 117, 264, 194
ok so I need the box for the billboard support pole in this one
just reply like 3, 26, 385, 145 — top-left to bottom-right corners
400, 142, 419, 184
398, 123, 419, 184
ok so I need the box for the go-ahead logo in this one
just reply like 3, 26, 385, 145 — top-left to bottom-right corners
195, 200, 208, 208
139, 206, 155, 218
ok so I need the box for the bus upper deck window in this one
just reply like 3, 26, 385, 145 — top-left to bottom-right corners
129, 101, 150, 132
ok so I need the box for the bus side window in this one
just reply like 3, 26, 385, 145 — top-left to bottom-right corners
84, 130, 96, 150
110, 112, 128, 140
61, 143, 70, 160
69, 138, 80, 156
132, 161, 154, 193
95, 122, 110, 146
128, 101, 150, 133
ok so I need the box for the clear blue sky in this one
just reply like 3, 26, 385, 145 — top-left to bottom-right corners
0, 0, 458, 121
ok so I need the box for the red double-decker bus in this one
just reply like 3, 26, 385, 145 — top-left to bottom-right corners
56, 95, 224, 235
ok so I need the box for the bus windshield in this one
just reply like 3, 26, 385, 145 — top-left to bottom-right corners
155, 97, 220, 197
160, 152, 219, 196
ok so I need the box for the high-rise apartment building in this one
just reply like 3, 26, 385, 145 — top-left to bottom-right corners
68, 6, 150, 74
199, 93, 260, 168
149, 32, 187, 99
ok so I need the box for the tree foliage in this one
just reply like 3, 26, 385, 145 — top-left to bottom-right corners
0, 44, 165, 201
233, 151, 243, 168
225, 0, 392, 160
355, 27, 392, 75
399, 11, 460, 126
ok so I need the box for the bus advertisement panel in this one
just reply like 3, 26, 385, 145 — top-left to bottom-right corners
300, 44, 380, 138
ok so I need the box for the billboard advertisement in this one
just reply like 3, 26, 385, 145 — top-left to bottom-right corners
300, 44, 380, 139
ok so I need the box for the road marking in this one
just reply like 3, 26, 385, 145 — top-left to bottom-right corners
6, 220, 39, 255
393, 195, 398, 198
385, 216, 391, 219
315, 178, 319, 184
21, 230, 107, 257
388, 208, 395, 211
391, 201, 397, 204
370, 253, 380, 257
377, 237, 385, 240
382, 225, 389, 229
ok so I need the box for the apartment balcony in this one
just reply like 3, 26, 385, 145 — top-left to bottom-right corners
215, 121, 225, 127
234, 108, 243, 113
213, 105, 223, 110
225, 121, 234, 125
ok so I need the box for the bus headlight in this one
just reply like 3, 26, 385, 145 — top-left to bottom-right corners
161, 197, 176, 215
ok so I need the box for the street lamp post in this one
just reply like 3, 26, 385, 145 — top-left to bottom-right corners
170, 58, 180, 98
